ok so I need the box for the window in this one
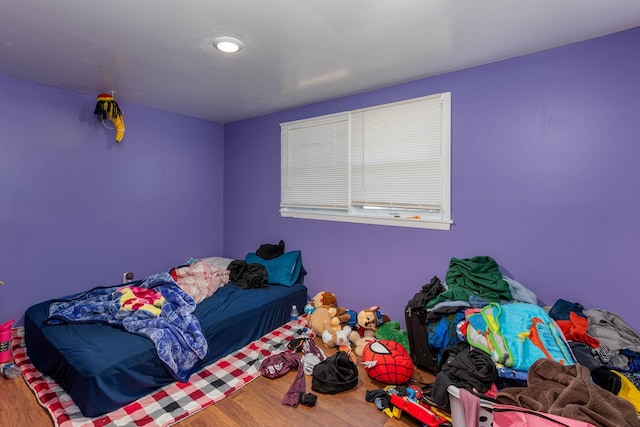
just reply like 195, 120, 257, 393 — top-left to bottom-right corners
280, 92, 451, 230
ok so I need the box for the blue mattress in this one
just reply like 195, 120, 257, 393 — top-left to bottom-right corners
24, 282, 307, 417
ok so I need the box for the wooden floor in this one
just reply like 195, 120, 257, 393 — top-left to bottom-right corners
0, 338, 440, 427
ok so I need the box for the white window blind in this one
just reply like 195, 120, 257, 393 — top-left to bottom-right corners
351, 95, 443, 210
280, 92, 451, 230
281, 113, 349, 210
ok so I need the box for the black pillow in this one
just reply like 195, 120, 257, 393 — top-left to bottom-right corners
311, 351, 358, 394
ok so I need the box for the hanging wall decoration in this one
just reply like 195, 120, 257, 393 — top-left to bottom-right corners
94, 93, 126, 142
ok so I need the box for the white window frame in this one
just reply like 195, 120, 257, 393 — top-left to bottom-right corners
280, 92, 452, 230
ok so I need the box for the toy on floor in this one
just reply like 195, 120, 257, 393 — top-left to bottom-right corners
339, 345, 357, 363
306, 291, 338, 334
308, 306, 344, 336
388, 393, 452, 426
322, 321, 353, 348
374, 320, 411, 354
366, 386, 451, 427
307, 292, 356, 341
307, 306, 335, 336
331, 307, 358, 329
358, 305, 390, 330
361, 339, 414, 385
317, 305, 357, 349
353, 335, 376, 357
349, 306, 391, 356
94, 93, 125, 142
310, 291, 337, 310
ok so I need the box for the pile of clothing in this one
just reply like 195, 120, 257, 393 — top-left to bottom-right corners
422, 256, 640, 427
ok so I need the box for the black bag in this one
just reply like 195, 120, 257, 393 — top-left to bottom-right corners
311, 351, 358, 394
405, 276, 445, 373
256, 240, 285, 260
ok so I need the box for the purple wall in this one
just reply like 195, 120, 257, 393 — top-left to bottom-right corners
0, 77, 225, 325
2, 27, 638, 333
223, 27, 640, 332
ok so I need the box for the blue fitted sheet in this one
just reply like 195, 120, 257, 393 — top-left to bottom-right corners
24, 282, 307, 417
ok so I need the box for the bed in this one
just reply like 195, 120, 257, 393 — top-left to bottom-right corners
23, 254, 308, 417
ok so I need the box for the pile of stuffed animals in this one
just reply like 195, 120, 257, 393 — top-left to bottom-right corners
304, 291, 410, 359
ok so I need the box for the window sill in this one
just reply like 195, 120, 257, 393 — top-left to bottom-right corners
280, 211, 452, 230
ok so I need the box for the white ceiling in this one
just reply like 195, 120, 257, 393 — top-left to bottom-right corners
2, 1, 640, 123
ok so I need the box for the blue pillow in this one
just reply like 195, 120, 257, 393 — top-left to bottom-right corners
245, 250, 304, 286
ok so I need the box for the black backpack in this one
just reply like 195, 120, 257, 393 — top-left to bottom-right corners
311, 351, 358, 394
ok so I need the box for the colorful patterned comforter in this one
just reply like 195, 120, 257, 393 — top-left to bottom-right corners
465, 302, 575, 372
46, 272, 208, 382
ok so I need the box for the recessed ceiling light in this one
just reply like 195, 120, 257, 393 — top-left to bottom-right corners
213, 36, 243, 53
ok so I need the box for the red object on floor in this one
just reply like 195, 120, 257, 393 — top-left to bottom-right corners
389, 393, 451, 426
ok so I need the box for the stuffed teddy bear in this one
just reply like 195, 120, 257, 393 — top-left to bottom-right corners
310, 305, 354, 338
308, 306, 333, 336
305, 291, 338, 330
332, 307, 358, 329
311, 291, 338, 309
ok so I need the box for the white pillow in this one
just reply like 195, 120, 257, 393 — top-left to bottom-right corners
200, 256, 234, 270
